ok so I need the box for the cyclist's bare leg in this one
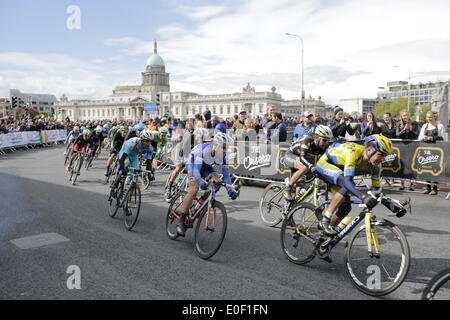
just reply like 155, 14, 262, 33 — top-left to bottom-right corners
107, 152, 116, 168
326, 193, 346, 227
78, 153, 85, 171
169, 163, 184, 182
182, 181, 199, 214
69, 151, 78, 166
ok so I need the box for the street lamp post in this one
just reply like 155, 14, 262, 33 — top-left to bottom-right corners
286, 33, 305, 115
394, 65, 412, 115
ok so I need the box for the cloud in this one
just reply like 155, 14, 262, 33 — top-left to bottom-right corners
0, 53, 112, 100
104, 0, 450, 104
175, 5, 229, 21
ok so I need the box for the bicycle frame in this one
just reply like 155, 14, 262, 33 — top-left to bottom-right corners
309, 200, 381, 256
117, 172, 140, 208
270, 177, 323, 213
170, 184, 219, 228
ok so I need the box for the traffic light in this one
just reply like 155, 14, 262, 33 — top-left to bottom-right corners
156, 93, 161, 107
11, 96, 18, 109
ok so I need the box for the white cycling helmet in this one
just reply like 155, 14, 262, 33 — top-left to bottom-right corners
73, 126, 80, 132
314, 125, 333, 140
213, 132, 231, 145
140, 130, 153, 141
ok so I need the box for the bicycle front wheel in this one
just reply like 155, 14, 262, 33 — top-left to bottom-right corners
344, 219, 410, 296
166, 191, 186, 240
259, 183, 285, 227
421, 268, 450, 300
194, 201, 227, 260
280, 202, 321, 265
124, 183, 141, 231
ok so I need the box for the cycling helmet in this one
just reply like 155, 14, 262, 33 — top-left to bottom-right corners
103, 124, 109, 129
73, 126, 80, 132
140, 130, 153, 141
95, 127, 103, 133
364, 134, 393, 154
80, 126, 86, 131
82, 129, 90, 136
213, 132, 230, 145
135, 123, 146, 131
158, 126, 169, 134
314, 125, 333, 140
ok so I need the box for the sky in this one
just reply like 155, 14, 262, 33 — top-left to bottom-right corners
1, 0, 450, 105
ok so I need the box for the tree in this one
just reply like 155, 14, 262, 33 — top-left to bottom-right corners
419, 104, 432, 122
373, 97, 417, 119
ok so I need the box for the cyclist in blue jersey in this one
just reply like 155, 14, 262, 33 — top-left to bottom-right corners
64, 126, 80, 155
175, 132, 239, 237
110, 131, 155, 198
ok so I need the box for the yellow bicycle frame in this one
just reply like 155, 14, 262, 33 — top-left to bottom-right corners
365, 212, 380, 256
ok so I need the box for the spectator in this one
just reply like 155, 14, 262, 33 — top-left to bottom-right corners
360, 111, 382, 138
258, 105, 277, 134
396, 110, 419, 191
327, 106, 356, 139
396, 110, 419, 140
381, 112, 397, 139
268, 112, 287, 143
232, 111, 247, 134
419, 111, 447, 195
237, 118, 257, 142
292, 111, 318, 141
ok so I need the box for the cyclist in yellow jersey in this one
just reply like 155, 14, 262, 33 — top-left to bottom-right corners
315, 134, 393, 236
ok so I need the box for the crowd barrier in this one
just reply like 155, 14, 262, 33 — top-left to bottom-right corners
161, 139, 450, 185
0, 130, 67, 154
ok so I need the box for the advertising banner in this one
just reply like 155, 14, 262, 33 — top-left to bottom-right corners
0, 130, 67, 151
162, 140, 450, 184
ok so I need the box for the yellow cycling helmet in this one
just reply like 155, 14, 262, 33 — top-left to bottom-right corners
364, 134, 393, 154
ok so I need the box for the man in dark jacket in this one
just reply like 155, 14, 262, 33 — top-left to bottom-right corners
268, 112, 287, 143
327, 106, 356, 139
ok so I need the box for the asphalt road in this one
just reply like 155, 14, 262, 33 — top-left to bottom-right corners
0, 145, 449, 300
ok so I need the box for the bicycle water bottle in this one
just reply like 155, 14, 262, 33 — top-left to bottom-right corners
336, 216, 352, 232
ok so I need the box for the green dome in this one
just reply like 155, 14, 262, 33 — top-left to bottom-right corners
147, 53, 165, 67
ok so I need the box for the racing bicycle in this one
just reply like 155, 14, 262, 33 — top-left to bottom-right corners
280, 194, 411, 296
166, 180, 239, 260
108, 167, 149, 231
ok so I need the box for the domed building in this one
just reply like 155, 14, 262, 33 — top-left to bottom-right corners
113, 40, 170, 96
54, 41, 327, 122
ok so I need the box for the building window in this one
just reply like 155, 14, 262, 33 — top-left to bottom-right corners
175, 108, 179, 115
102, 109, 105, 117
83, 110, 86, 117
213, 106, 217, 114
220, 106, 223, 114
259, 104, 263, 113
234, 106, 238, 114
227, 106, 231, 114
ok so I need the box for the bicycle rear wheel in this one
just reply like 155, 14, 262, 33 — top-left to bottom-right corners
194, 201, 227, 260
72, 157, 81, 185
64, 148, 72, 166
259, 183, 285, 227
421, 268, 450, 300
280, 202, 321, 265
344, 219, 410, 296
166, 191, 186, 240
124, 183, 141, 231
108, 180, 123, 218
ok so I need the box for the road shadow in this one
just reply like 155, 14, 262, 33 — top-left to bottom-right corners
395, 223, 449, 236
